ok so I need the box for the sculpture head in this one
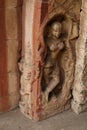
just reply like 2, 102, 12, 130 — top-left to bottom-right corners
51, 22, 61, 38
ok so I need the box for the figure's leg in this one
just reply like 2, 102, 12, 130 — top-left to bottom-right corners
45, 68, 60, 102
43, 68, 52, 102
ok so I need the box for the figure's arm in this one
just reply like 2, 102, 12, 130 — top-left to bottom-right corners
37, 8, 65, 65
38, 6, 65, 49
47, 40, 64, 51
70, 22, 79, 40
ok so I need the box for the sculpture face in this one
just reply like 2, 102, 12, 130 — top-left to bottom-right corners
51, 22, 61, 38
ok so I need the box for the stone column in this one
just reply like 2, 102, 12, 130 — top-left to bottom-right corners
72, 0, 87, 114
20, 0, 49, 120
19, 0, 35, 119
0, 0, 22, 112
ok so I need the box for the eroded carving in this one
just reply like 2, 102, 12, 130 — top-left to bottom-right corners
40, 11, 79, 104
42, 22, 64, 102
34, 4, 81, 119
20, 0, 81, 120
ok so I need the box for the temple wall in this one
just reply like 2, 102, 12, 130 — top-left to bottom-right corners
72, 0, 87, 113
20, 0, 86, 121
0, 0, 87, 120
0, 0, 22, 112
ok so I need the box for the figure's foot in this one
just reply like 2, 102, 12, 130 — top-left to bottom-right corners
51, 94, 57, 102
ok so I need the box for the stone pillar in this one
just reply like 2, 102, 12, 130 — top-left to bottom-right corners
20, 0, 49, 120
72, 0, 87, 114
0, 0, 22, 113
19, 0, 35, 119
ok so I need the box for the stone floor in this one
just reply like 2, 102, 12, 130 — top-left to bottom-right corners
0, 108, 87, 130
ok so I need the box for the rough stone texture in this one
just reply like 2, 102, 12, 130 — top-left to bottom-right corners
19, 0, 35, 119
72, 0, 87, 114
38, 0, 80, 120
0, 0, 22, 112
0, 0, 22, 8
1, 0, 87, 121
20, 0, 81, 121
0, 109, 87, 130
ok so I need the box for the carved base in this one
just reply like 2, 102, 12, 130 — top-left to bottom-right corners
40, 99, 70, 120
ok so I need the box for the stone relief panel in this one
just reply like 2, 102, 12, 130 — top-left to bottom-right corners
37, 0, 81, 119
42, 21, 64, 103
20, 0, 81, 120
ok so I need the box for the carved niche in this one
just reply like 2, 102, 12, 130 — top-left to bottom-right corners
36, 0, 81, 120
20, 0, 81, 121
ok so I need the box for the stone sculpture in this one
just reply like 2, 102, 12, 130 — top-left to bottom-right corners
43, 22, 64, 102
41, 12, 79, 103
20, 0, 81, 120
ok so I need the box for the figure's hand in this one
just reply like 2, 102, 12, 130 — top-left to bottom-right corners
36, 53, 44, 66
50, 44, 57, 51
58, 42, 64, 50
36, 47, 45, 67
50, 42, 64, 51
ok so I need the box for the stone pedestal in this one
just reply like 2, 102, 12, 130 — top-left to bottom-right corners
0, 0, 22, 112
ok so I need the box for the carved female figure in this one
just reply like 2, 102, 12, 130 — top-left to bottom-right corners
43, 21, 64, 102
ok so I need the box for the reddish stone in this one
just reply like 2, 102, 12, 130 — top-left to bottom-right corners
0, 0, 22, 113
20, 0, 81, 121
0, 0, 22, 8
29, 0, 80, 121
0, 8, 6, 39
32, 0, 49, 121
0, 74, 10, 112
0, 0, 4, 7
0, 41, 10, 112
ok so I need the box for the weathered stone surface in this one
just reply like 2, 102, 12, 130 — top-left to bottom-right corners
20, 0, 81, 121
0, 72, 20, 112
0, 1, 22, 112
5, 7, 22, 40
0, 0, 22, 8
0, 8, 6, 40
0, 7, 22, 39
7, 40, 21, 72
72, 0, 87, 114
19, 0, 35, 119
